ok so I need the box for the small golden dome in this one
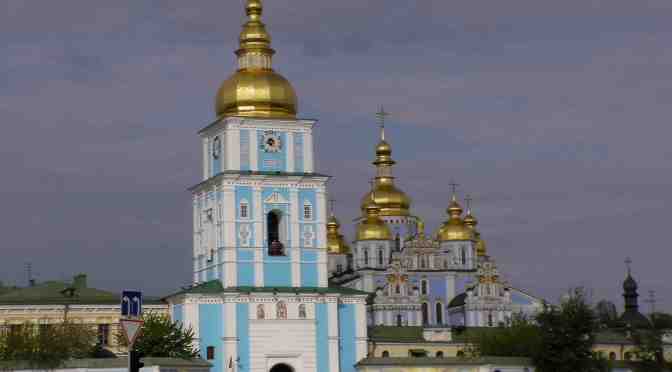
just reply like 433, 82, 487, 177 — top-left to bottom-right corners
327, 214, 351, 254
215, 0, 297, 119
357, 202, 392, 241
360, 181, 412, 217
376, 140, 392, 156
438, 197, 474, 241
463, 212, 478, 228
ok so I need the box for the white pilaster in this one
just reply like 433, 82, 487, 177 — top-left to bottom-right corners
184, 301, 200, 350
202, 138, 209, 181
445, 274, 455, 308
250, 129, 259, 171
253, 185, 264, 287
286, 132, 294, 172
227, 127, 241, 171
290, 189, 301, 286
304, 131, 314, 172
354, 301, 368, 362
223, 185, 237, 288
223, 301, 237, 371
327, 300, 340, 372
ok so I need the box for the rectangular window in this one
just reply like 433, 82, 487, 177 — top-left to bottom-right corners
98, 324, 110, 346
303, 205, 312, 220
206, 346, 215, 360
240, 204, 248, 218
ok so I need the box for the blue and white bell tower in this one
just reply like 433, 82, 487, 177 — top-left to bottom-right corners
166, 1, 368, 372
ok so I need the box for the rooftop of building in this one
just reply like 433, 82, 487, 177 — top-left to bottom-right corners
0, 274, 164, 306
356, 356, 533, 367
165, 280, 370, 299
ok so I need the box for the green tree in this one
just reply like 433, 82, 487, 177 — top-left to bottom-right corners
533, 288, 607, 372
467, 313, 542, 358
0, 321, 97, 369
630, 313, 672, 372
117, 312, 199, 359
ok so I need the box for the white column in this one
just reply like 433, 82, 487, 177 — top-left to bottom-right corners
290, 189, 301, 286
202, 138, 209, 181
227, 127, 241, 171
316, 188, 327, 286
327, 300, 340, 372
223, 185, 237, 288
250, 128, 259, 171
355, 301, 368, 361
304, 131, 314, 173
253, 186, 264, 287
445, 274, 456, 307
223, 301, 237, 372
286, 132, 294, 172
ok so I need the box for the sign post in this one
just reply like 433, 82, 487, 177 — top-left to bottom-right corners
121, 290, 143, 372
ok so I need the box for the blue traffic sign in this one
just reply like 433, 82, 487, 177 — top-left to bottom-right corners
121, 290, 143, 318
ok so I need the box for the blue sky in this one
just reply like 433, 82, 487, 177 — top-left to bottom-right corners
2, 0, 671, 311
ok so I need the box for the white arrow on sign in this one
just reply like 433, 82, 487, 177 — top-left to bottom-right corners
120, 319, 144, 347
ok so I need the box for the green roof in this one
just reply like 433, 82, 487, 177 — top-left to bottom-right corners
368, 326, 425, 342
357, 356, 533, 367
166, 280, 369, 299
0, 276, 163, 305
0, 357, 210, 370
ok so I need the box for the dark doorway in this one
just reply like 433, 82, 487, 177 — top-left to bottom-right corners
267, 211, 283, 256
269, 363, 293, 372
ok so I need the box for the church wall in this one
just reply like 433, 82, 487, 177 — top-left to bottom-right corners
316, 303, 330, 372
339, 303, 358, 372
240, 129, 251, 171
294, 133, 304, 172
199, 304, 224, 372
301, 251, 319, 286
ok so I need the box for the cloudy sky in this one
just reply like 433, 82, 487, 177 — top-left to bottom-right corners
2, 0, 671, 311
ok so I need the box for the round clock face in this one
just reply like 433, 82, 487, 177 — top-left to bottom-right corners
212, 136, 221, 159
262, 132, 282, 153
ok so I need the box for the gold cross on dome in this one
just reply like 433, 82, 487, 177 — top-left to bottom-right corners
625, 257, 632, 275
449, 180, 460, 195
465, 194, 473, 210
329, 199, 337, 215
376, 106, 390, 141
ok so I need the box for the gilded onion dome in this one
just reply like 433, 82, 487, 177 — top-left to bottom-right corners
215, 0, 298, 119
327, 214, 351, 254
438, 196, 475, 241
360, 126, 411, 216
357, 199, 392, 241
464, 205, 487, 257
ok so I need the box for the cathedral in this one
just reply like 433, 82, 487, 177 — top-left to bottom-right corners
165, 1, 541, 372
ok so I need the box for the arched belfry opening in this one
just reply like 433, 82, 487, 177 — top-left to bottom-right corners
267, 210, 285, 256
269, 363, 294, 372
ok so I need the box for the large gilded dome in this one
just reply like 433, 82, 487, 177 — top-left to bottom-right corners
215, 0, 297, 119
438, 198, 474, 242
216, 70, 297, 119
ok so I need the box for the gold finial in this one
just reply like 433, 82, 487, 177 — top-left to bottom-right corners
376, 105, 390, 141
245, 0, 263, 21
449, 180, 460, 201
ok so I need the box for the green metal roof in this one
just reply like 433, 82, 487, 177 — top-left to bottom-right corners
0, 277, 164, 306
0, 357, 211, 370
368, 326, 426, 342
357, 356, 533, 367
165, 280, 369, 299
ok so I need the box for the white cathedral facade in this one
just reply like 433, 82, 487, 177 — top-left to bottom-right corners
165, 1, 542, 372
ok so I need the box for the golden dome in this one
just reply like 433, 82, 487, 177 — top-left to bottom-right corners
360, 126, 412, 216
475, 231, 487, 257
357, 201, 392, 241
215, 0, 297, 119
438, 197, 474, 241
327, 214, 351, 254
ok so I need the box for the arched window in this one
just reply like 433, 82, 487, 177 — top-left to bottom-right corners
456, 350, 465, 358
488, 313, 494, 327
381, 351, 390, 358
239, 200, 249, 218
298, 304, 307, 319
267, 211, 283, 256
435, 351, 444, 358
395, 284, 400, 294
435, 303, 443, 324
336, 264, 343, 273
396, 314, 403, 327
420, 255, 427, 268
609, 352, 616, 360
421, 302, 429, 325
461, 246, 466, 265
395, 233, 401, 251
624, 352, 632, 361
378, 249, 383, 265
364, 250, 369, 266
421, 280, 428, 295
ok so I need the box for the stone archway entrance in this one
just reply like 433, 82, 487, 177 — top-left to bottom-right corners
269, 363, 294, 372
